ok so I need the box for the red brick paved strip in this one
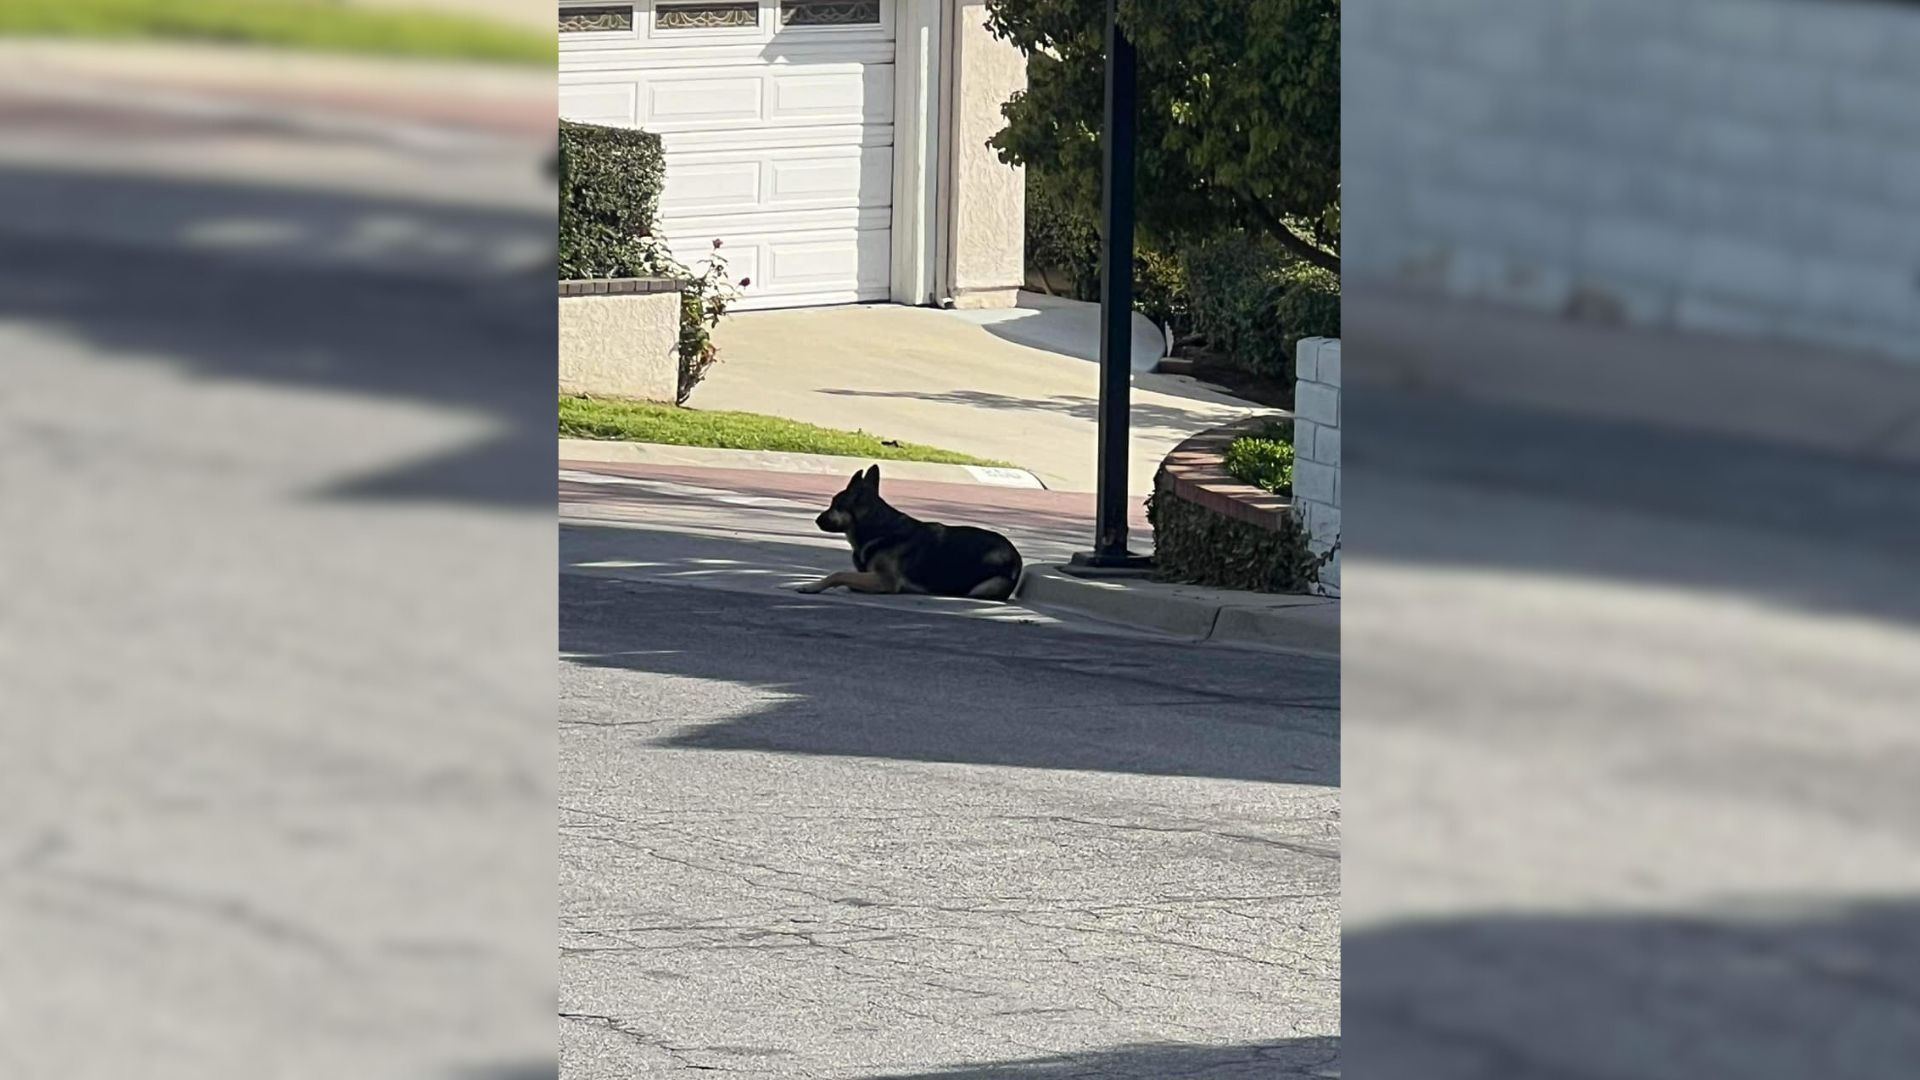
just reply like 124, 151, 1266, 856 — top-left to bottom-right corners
152, 82, 554, 139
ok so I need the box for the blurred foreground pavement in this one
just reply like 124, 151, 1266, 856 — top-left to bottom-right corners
1343, 1, 1920, 1071
1341, 284, 1920, 1078
0, 40, 555, 1080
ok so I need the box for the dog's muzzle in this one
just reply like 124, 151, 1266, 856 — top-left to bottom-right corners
815, 511, 845, 533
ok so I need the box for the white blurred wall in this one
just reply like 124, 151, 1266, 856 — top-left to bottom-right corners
1344, 0, 1920, 362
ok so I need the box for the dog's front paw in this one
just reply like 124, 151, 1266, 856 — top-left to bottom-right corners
795, 578, 833, 594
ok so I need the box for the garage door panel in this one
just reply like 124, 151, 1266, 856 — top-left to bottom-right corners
660, 159, 764, 211
768, 150, 889, 205
664, 204, 890, 236
559, 83, 638, 127
561, 40, 897, 71
633, 63, 891, 132
645, 75, 765, 126
561, 0, 896, 309
767, 67, 894, 124
660, 124, 890, 153
661, 226, 889, 309
659, 149, 888, 216
770, 236, 874, 288
668, 239, 760, 295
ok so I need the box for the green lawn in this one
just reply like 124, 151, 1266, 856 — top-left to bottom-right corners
1, 0, 554, 65
560, 396, 1014, 469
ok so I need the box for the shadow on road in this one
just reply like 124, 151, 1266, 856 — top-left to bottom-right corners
558, 561, 1339, 786
857, 1037, 1340, 1079
559, 476, 1139, 565
0, 166, 553, 507
1351, 384, 1920, 628
817, 387, 1257, 439
1346, 896, 1920, 1078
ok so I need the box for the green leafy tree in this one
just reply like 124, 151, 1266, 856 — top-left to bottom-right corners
985, 0, 1339, 272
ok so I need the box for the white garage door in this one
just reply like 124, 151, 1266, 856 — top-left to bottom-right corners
560, 0, 895, 309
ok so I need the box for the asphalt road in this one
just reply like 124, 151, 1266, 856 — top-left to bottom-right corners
558, 480, 1342, 1078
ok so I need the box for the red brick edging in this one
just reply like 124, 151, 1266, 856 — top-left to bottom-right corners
1156, 417, 1294, 531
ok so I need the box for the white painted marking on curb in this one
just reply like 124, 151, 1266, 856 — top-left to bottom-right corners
964, 466, 1046, 489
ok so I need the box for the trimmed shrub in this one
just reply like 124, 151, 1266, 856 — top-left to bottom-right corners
1024, 169, 1101, 299
1222, 422, 1294, 495
1184, 234, 1341, 380
1184, 234, 1289, 377
1146, 472, 1321, 594
1277, 264, 1341, 360
1134, 244, 1191, 338
559, 119, 666, 280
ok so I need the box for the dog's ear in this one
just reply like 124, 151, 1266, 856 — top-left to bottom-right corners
847, 469, 864, 490
865, 464, 881, 489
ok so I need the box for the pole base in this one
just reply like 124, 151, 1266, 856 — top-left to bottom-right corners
1063, 550, 1155, 579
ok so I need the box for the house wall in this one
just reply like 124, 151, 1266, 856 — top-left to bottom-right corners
944, 0, 1025, 309
1344, 0, 1920, 363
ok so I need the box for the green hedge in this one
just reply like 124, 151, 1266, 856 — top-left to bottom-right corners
1184, 234, 1341, 380
1184, 234, 1288, 377
1024, 170, 1101, 300
1276, 264, 1341, 361
1146, 470, 1321, 593
559, 119, 666, 280
1223, 421, 1295, 495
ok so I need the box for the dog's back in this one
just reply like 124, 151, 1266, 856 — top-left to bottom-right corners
890, 521, 1023, 600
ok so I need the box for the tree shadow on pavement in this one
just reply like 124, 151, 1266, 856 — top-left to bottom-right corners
558, 546, 1340, 787
856, 1037, 1339, 1079
1352, 383, 1920, 629
817, 387, 1258, 439
0, 167, 553, 508
1344, 896, 1920, 1078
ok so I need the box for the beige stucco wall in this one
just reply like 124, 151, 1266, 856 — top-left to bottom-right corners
946, 1, 1025, 310
558, 292, 680, 402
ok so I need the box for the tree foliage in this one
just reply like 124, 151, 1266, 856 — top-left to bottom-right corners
985, 0, 1339, 270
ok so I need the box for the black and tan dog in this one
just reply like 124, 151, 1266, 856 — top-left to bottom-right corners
799, 465, 1023, 600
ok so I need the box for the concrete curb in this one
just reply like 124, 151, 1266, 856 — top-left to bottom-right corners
559, 438, 1048, 490
1015, 565, 1339, 656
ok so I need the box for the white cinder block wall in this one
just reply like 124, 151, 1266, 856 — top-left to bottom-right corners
1292, 338, 1342, 597
1344, 0, 1920, 361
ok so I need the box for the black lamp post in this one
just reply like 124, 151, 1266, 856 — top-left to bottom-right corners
1067, 0, 1152, 574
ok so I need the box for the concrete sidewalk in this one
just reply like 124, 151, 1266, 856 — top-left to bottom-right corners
690, 299, 1269, 495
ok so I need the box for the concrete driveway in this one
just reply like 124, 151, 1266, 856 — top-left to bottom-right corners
688, 297, 1268, 494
